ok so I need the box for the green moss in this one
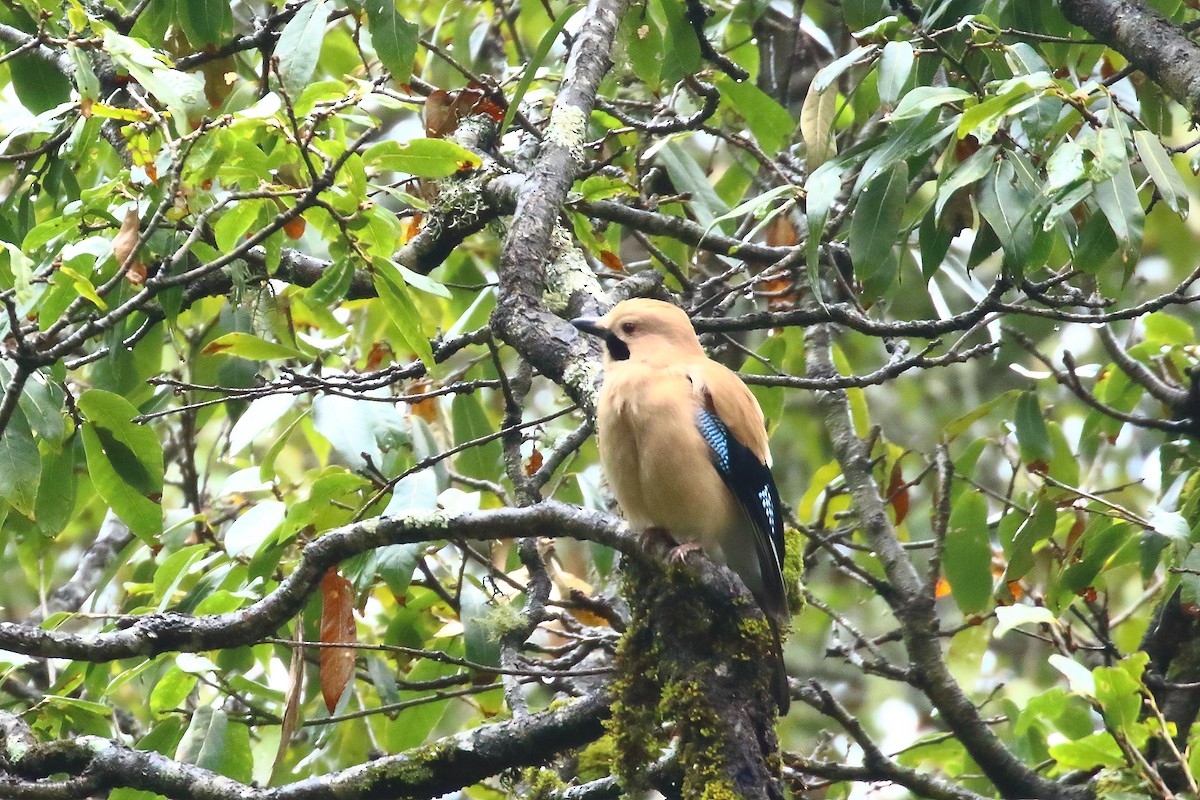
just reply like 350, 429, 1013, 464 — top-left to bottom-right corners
380, 740, 450, 786
783, 526, 807, 617
605, 560, 776, 796
475, 601, 527, 640
575, 734, 617, 782
519, 766, 567, 799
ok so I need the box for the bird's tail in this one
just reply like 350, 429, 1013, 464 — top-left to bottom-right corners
768, 617, 790, 715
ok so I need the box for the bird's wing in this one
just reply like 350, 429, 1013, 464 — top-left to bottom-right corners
691, 365, 787, 622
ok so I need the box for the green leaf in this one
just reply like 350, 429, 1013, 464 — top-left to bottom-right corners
34, 444, 76, 537
371, 256, 434, 365
175, 706, 253, 783
78, 389, 164, 542
978, 157, 1038, 277
214, 200, 267, 254
1072, 211, 1118, 274
1143, 312, 1194, 346
1093, 159, 1144, 262
9, 52, 71, 114
1049, 731, 1125, 770
0, 405, 40, 516
451, 394, 502, 481
956, 74, 1052, 141
460, 571, 502, 667
1045, 421, 1079, 487
1093, 652, 1148, 731
22, 214, 77, 253
276, 0, 331, 97
877, 41, 914, 107
804, 162, 843, 304
363, 0, 419, 84
943, 492, 992, 614
849, 160, 907, 295
223, 500, 286, 558
306, 258, 356, 306
0, 364, 66, 445
364, 138, 482, 178
177, 0, 232, 46
935, 144, 998, 220
813, 45, 877, 93
102, 30, 207, 136
150, 667, 198, 714
1054, 521, 1131, 605
201, 332, 305, 361
1014, 391, 1053, 470
944, 390, 1021, 442
657, 0, 702, 85
718, 75, 795, 154
1004, 498, 1056, 581
375, 543, 423, 597
502, 5, 581, 135
888, 86, 971, 122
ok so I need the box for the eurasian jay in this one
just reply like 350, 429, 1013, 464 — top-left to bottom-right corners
571, 298, 790, 713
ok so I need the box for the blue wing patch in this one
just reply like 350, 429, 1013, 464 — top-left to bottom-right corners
696, 408, 731, 472
694, 406, 787, 619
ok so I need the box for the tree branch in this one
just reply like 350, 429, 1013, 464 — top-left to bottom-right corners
0, 692, 608, 800
1060, 0, 1200, 115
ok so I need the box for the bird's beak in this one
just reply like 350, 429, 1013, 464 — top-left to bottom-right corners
571, 316, 606, 337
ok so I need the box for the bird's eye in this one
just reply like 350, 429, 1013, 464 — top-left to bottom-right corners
621, 322, 637, 335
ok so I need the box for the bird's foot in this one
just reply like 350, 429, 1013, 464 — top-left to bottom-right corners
668, 542, 704, 565
639, 526, 678, 553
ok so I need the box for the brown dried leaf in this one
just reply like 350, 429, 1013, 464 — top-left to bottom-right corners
319, 568, 356, 713
271, 626, 305, 783
113, 208, 141, 269
887, 460, 909, 525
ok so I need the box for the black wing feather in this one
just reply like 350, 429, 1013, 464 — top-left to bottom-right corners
694, 407, 787, 617
696, 405, 791, 714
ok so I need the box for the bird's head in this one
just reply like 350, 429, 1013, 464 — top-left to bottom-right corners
571, 299, 704, 364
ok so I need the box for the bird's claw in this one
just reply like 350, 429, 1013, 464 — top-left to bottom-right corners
669, 542, 704, 564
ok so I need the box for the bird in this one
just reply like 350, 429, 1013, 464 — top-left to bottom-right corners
571, 298, 790, 714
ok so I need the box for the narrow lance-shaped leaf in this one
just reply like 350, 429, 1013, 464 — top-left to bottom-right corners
320, 568, 357, 713
277, 0, 331, 97
1014, 390, 1053, 472
800, 81, 838, 169
849, 160, 908, 294
943, 492, 993, 614
78, 389, 163, 542
363, 0, 419, 84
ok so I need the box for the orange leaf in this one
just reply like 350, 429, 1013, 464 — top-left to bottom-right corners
1065, 511, 1085, 556
887, 461, 909, 525
525, 448, 543, 476
934, 576, 951, 598
406, 379, 438, 422
365, 341, 394, 371
765, 215, 798, 247
319, 569, 357, 713
283, 216, 306, 240
599, 251, 624, 273
404, 212, 424, 243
